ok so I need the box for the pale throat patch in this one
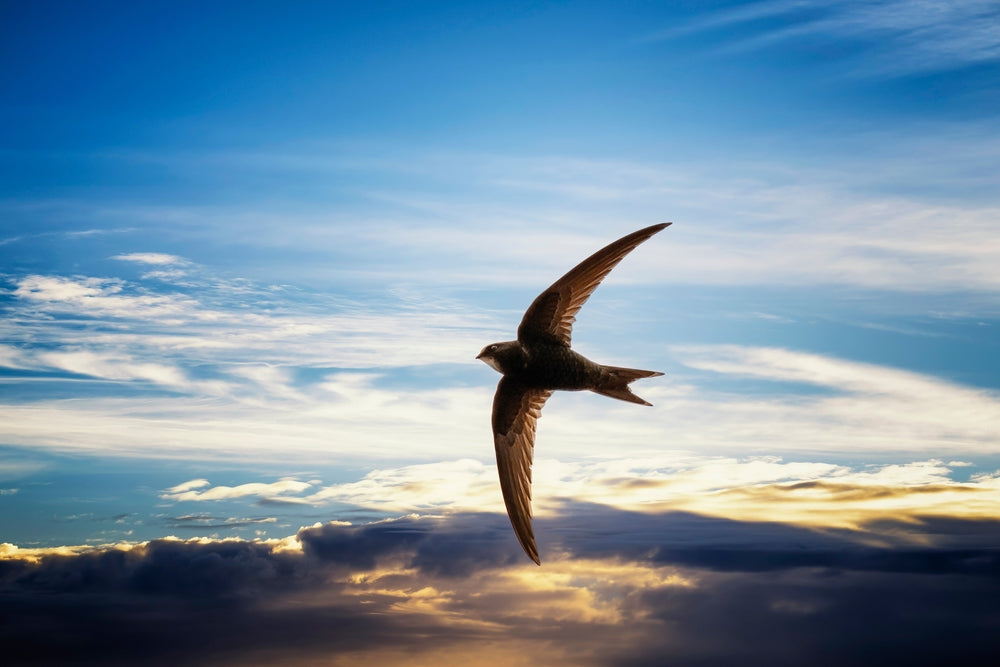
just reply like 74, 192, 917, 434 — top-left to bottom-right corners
481, 356, 503, 373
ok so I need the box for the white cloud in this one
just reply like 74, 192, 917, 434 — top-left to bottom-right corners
112, 252, 187, 265
165, 479, 210, 494
1, 345, 998, 468
4, 271, 504, 372
36, 350, 191, 388
306, 459, 500, 510
669, 345, 1000, 454
161, 478, 313, 502
14, 275, 197, 321
0, 344, 30, 370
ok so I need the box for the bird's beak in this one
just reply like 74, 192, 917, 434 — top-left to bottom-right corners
475, 351, 485, 360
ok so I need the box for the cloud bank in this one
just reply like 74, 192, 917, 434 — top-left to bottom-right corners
3, 507, 998, 666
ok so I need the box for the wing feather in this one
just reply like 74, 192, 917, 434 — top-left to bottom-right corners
517, 223, 670, 346
492, 378, 552, 565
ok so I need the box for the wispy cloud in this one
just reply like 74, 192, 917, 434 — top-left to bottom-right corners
6, 137, 1000, 295
669, 345, 1000, 455
2, 342, 997, 463
164, 514, 279, 529
36, 350, 191, 388
14, 275, 198, 322
645, 0, 1000, 77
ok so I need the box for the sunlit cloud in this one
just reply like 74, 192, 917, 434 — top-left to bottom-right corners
162, 478, 313, 502
148, 454, 1000, 549
305, 459, 500, 511
294, 455, 1000, 539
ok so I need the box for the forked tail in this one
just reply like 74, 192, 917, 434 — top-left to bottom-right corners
593, 365, 663, 406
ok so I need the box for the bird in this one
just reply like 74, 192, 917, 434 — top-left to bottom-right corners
476, 222, 670, 564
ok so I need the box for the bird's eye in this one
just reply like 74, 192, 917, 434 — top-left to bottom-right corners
490, 345, 498, 352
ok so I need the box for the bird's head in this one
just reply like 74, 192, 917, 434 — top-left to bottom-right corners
476, 341, 522, 375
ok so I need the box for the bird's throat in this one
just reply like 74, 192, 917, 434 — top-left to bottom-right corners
482, 356, 504, 374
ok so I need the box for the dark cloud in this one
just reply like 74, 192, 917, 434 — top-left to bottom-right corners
2, 508, 999, 666
620, 569, 1000, 667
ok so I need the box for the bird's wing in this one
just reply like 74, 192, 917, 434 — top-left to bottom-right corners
492, 377, 553, 565
517, 222, 671, 346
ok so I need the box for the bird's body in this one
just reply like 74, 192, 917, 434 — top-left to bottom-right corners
481, 339, 658, 401
480, 339, 597, 388
477, 223, 670, 564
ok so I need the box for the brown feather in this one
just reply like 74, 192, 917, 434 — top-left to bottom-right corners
517, 223, 670, 346
492, 378, 552, 565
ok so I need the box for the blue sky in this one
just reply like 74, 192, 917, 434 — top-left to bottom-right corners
3, 1, 1000, 665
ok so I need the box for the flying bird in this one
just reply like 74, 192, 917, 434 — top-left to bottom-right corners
477, 223, 670, 564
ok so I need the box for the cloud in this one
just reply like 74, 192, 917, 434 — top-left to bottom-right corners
146, 452, 1000, 552
669, 345, 1000, 454
646, 0, 1000, 77
2, 343, 997, 466
4, 267, 502, 371
163, 514, 279, 529
36, 350, 191, 388
112, 252, 187, 265
359, 150, 1000, 293
161, 478, 313, 502
304, 459, 500, 511
13, 275, 198, 322
2, 510, 999, 666
295, 454, 1000, 542
7, 136, 1000, 303
164, 478, 210, 494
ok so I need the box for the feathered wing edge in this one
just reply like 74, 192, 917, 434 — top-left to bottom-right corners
492, 379, 553, 565
518, 222, 671, 345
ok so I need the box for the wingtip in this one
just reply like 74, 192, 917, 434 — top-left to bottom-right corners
642, 222, 671, 236
517, 532, 540, 565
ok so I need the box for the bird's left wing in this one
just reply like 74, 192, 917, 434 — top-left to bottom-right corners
492, 377, 553, 565
517, 222, 670, 346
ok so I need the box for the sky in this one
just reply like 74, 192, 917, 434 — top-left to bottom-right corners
2, 0, 1000, 664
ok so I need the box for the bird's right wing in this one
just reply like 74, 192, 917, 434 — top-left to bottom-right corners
517, 222, 670, 346
492, 377, 553, 565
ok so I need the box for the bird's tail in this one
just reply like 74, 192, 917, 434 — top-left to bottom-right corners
593, 365, 663, 406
